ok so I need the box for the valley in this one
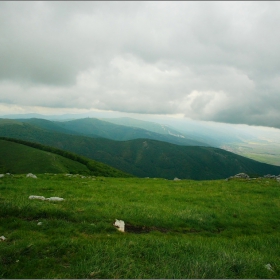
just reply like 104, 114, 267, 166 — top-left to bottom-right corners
1, 118, 280, 179
221, 140, 280, 167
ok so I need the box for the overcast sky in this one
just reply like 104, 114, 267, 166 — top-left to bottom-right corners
1, 1, 280, 128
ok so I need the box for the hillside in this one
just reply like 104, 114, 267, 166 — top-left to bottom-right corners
0, 138, 132, 177
101, 117, 188, 137
18, 117, 280, 167
0, 139, 89, 175
1, 119, 280, 179
17, 117, 208, 146
16, 118, 87, 136
1, 174, 280, 278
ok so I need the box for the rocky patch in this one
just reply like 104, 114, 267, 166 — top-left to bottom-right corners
26, 173, 37, 179
226, 173, 280, 181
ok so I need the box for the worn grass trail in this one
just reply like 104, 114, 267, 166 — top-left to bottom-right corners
0, 174, 280, 278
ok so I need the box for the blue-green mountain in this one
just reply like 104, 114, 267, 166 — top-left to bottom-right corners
17, 117, 208, 146
1, 118, 280, 180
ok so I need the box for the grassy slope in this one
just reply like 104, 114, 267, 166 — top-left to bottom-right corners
1, 120, 280, 179
0, 138, 132, 177
0, 139, 89, 174
0, 175, 280, 278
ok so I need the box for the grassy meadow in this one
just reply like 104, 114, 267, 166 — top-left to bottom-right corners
1, 174, 280, 278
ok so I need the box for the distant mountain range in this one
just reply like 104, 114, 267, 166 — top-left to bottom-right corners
15, 117, 208, 146
101, 117, 187, 137
1, 118, 280, 180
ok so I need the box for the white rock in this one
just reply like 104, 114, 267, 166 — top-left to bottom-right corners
234, 173, 250, 179
26, 173, 37, 179
174, 177, 181, 181
45, 197, 64, 202
37, 222, 43, 226
0, 174, 4, 178
265, 263, 274, 271
29, 195, 46, 200
114, 219, 125, 232
0, 236, 6, 241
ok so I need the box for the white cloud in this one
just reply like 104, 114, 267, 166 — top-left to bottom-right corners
1, 2, 280, 128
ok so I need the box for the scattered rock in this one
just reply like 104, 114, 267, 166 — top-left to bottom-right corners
227, 173, 280, 181
265, 263, 274, 271
114, 219, 125, 232
65, 173, 91, 179
37, 222, 43, 226
29, 195, 46, 200
264, 174, 276, 179
26, 173, 37, 179
226, 173, 250, 180
29, 195, 64, 201
0, 236, 6, 241
234, 173, 249, 179
0, 173, 13, 178
174, 177, 181, 181
45, 197, 64, 202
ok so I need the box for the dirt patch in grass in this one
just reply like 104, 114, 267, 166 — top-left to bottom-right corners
124, 223, 209, 234
125, 223, 169, 234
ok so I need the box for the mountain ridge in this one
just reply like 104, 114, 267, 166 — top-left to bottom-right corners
1, 119, 280, 180
17, 117, 208, 146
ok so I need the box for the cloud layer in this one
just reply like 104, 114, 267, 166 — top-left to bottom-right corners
1, 2, 280, 128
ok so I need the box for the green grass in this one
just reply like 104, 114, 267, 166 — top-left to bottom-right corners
0, 139, 90, 174
0, 138, 133, 178
1, 174, 280, 278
